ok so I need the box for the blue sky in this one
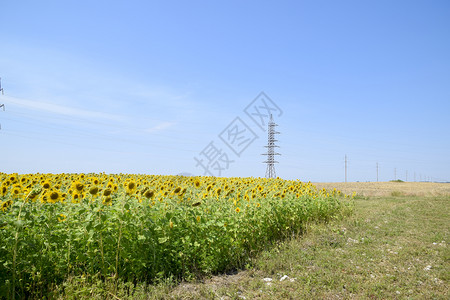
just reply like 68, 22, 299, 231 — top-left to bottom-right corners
1, 0, 449, 182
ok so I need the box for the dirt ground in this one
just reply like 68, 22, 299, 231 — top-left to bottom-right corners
312, 181, 450, 197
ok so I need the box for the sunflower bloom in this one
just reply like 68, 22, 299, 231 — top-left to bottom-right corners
73, 181, 84, 192
103, 196, 112, 205
57, 214, 66, 222
103, 188, 112, 197
49, 190, 60, 203
144, 189, 155, 199
89, 186, 99, 196
1, 200, 12, 211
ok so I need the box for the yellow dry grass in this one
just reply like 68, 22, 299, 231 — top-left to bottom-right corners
312, 181, 450, 197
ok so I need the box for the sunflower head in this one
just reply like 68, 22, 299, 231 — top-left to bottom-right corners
73, 181, 84, 192
103, 196, 112, 205
91, 177, 100, 185
12, 185, 21, 197
103, 188, 112, 197
72, 193, 80, 203
144, 190, 155, 199
57, 214, 66, 222
27, 190, 41, 202
127, 181, 136, 190
1, 200, 12, 211
89, 186, 99, 196
49, 190, 60, 202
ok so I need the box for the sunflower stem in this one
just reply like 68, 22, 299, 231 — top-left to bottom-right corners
11, 192, 30, 299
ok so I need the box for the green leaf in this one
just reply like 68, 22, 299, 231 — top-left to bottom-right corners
13, 220, 24, 229
85, 213, 93, 221
158, 237, 169, 244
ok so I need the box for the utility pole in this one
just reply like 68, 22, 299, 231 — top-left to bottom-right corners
262, 114, 280, 178
414, 172, 416, 182
0, 104, 4, 130
406, 170, 408, 182
376, 162, 379, 182
345, 155, 347, 183
394, 168, 397, 181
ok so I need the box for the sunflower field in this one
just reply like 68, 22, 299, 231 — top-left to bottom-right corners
0, 172, 352, 298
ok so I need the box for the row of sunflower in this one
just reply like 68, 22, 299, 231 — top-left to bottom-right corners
0, 172, 351, 298
1, 173, 346, 212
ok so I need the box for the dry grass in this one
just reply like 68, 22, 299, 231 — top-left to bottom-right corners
312, 181, 450, 197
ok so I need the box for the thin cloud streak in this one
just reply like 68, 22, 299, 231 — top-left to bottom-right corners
145, 121, 176, 133
4, 95, 125, 121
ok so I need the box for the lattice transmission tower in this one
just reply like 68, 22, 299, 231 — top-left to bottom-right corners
262, 114, 280, 178
0, 77, 4, 130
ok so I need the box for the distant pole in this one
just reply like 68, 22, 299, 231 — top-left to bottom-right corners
394, 168, 397, 181
406, 170, 408, 182
345, 155, 347, 183
0, 104, 3, 130
414, 172, 416, 182
376, 162, 379, 182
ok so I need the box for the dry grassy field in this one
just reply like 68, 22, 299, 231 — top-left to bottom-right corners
313, 181, 450, 197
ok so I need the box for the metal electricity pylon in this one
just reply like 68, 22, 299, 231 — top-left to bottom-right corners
0, 77, 4, 129
262, 114, 280, 178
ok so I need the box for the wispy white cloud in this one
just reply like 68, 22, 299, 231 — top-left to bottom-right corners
145, 121, 176, 133
4, 95, 125, 121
